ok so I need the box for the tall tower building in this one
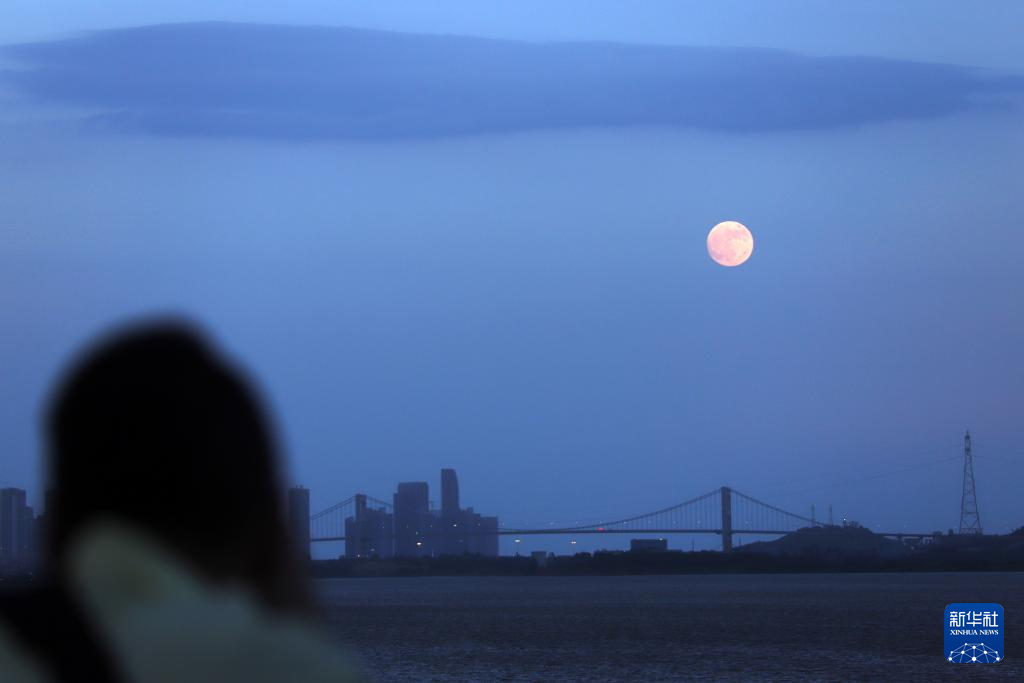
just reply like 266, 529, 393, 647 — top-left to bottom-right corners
0, 488, 30, 559
344, 494, 394, 559
393, 482, 430, 557
287, 486, 311, 559
441, 468, 460, 518
439, 469, 462, 555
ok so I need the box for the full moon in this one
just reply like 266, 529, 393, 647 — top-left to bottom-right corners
707, 221, 754, 267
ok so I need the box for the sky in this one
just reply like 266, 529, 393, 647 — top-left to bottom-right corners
1, 3, 1022, 556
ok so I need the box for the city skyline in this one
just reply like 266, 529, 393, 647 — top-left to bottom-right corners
295, 432, 1013, 558
301, 468, 500, 560
2, 423, 1013, 561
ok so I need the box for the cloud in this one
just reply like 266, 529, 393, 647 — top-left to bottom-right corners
1, 22, 1020, 140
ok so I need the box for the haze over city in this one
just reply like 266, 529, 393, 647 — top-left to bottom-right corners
1, 2, 1022, 559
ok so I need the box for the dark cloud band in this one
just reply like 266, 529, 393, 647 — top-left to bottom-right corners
2, 22, 1019, 140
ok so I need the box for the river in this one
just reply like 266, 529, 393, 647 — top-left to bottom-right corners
316, 572, 1022, 681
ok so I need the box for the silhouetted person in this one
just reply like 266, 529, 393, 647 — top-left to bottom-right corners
0, 321, 360, 683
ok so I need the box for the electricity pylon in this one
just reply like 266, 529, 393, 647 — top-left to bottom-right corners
958, 430, 983, 534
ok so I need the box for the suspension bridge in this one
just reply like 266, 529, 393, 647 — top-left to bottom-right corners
308, 485, 936, 553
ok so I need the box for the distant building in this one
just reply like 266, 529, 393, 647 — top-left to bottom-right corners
347, 469, 499, 559
441, 468, 459, 518
436, 469, 498, 557
287, 486, 311, 559
20, 506, 35, 558
465, 511, 499, 557
393, 482, 431, 557
630, 538, 669, 553
33, 489, 55, 561
439, 468, 460, 554
345, 494, 394, 558
0, 488, 35, 559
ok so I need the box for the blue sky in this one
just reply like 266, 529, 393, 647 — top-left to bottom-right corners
1, 3, 1022, 555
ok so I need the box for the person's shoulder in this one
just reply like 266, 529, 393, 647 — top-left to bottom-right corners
69, 522, 365, 683
0, 620, 50, 683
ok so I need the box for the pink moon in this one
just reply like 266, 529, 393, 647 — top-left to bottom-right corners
707, 221, 754, 267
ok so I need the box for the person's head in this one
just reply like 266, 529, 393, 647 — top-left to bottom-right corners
44, 319, 305, 612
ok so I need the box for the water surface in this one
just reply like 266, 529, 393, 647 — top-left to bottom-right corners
318, 572, 1022, 681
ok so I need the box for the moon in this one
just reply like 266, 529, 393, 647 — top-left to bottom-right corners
707, 221, 754, 267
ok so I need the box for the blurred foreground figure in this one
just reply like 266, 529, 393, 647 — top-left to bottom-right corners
0, 322, 361, 683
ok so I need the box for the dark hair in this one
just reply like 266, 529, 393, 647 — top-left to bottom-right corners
45, 320, 307, 613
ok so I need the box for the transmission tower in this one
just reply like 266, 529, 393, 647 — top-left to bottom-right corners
958, 430, 983, 534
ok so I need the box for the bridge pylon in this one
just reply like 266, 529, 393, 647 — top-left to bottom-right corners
720, 486, 733, 552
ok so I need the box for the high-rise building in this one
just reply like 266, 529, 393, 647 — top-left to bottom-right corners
465, 511, 499, 557
342, 471, 498, 559
436, 469, 498, 557
19, 506, 36, 558
0, 488, 33, 559
287, 486, 311, 560
393, 482, 431, 557
441, 468, 460, 518
439, 468, 462, 554
345, 494, 394, 558
33, 489, 55, 561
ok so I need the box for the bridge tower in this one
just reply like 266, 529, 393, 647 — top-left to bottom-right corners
720, 486, 733, 552
958, 430, 983, 534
